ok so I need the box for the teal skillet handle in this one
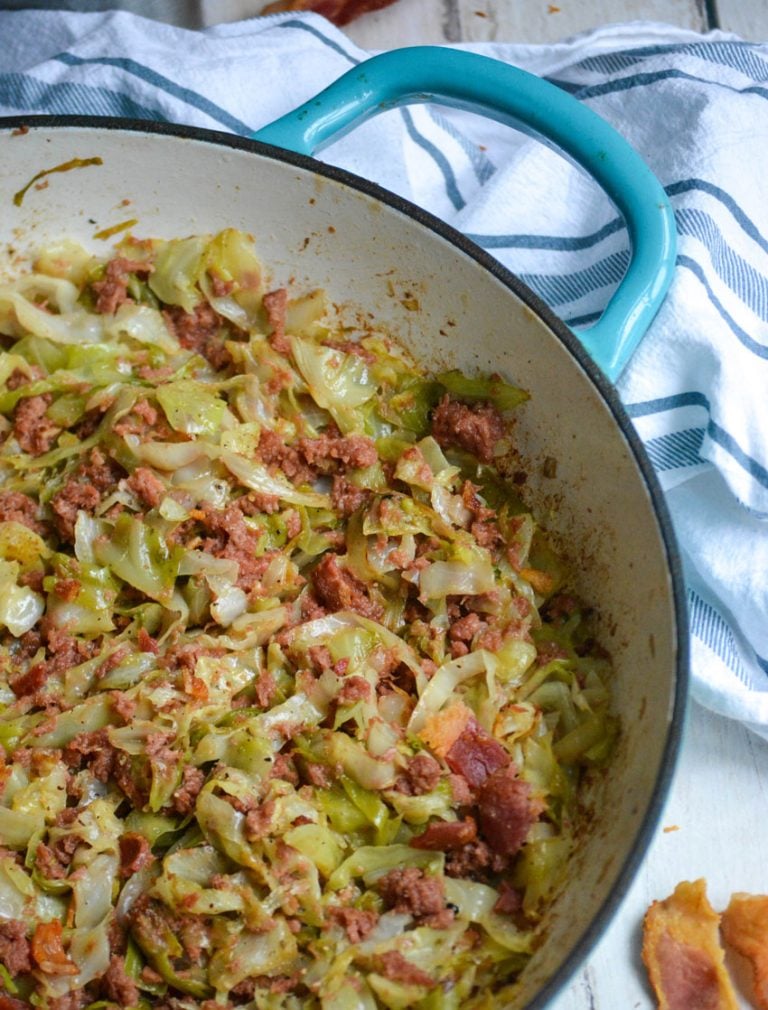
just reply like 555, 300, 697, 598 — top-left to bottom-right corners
254, 46, 676, 383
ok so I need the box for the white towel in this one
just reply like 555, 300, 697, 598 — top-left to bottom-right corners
2, 9, 768, 737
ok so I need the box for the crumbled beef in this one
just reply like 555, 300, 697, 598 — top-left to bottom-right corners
410, 817, 478, 851
164, 302, 232, 371
13, 393, 60, 456
322, 338, 377, 364
35, 841, 71, 880
92, 257, 151, 315
244, 799, 275, 842
0, 919, 31, 977
50, 481, 100, 542
308, 645, 333, 672
448, 773, 473, 806
431, 395, 505, 463
0, 490, 46, 534
101, 954, 140, 1008
337, 675, 372, 704
476, 766, 538, 858
493, 880, 523, 915
312, 553, 382, 620
266, 753, 298, 789
444, 718, 511, 789
298, 433, 378, 471
171, 765, 206, 816
127, 466, 166, 509
395, 752, 442, 796
63, 729, 115, 782
377, 867, 453, 927
377, 950, 435, 987
330, 474, 371, 517
136, 628, 159, 654
6, 364, 43, 390
112, 751, 148, 809
46, 992, 88, 1010
118, 832, 153, 878
253, 668, 278, 708
51, 448, 125, 541
257, 429, 315, 485
445, 839, 509, 879
450, 612, 485, 645
327, 906, 379, 943
304, 762, 336, 789
236, 490, 280, 515
263, 288, 289, 354
110, 691, 137, 725
11, 627, 98, 699
471, 519, 503, 549
53, 578, 80, 602
198, 503, 263, 592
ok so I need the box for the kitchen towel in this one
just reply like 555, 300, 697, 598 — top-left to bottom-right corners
1, 9, 768, 737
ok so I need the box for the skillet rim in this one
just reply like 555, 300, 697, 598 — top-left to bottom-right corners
0, 112, 689, 1009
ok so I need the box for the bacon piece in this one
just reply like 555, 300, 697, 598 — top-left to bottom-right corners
444, 719, 510, 790
410, 817, 477, 851
419, 701, 473, 759
431, 395, 504, 463
642, 879, 738, 1010
30, 920, 78, 976
476, 767, 537, 858
721, 892, 768, 1010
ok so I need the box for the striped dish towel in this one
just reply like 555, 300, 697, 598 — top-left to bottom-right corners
2, 10, 768, 737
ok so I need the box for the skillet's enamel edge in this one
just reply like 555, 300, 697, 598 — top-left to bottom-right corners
0, 114, 689, 1008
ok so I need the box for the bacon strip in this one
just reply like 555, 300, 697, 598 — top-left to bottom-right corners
642, 879, 738, 1010
721, 892, 768, 1010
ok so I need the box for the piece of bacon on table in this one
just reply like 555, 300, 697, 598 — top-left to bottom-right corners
721, 892, 768, 1010
642, 879, 737, 1010
261, 0, 398, 25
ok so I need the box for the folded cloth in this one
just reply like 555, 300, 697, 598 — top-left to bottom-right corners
2, 9, 768, 737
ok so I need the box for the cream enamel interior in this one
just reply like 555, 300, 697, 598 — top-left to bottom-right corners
0, 125, 681, 1007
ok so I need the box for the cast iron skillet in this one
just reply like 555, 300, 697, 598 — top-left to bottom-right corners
0, 45, 687, 1009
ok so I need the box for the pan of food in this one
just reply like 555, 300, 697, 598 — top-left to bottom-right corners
0, 46, 686, 1010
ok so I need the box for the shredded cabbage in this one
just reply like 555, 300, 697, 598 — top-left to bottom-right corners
0, 229, 617, 1009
